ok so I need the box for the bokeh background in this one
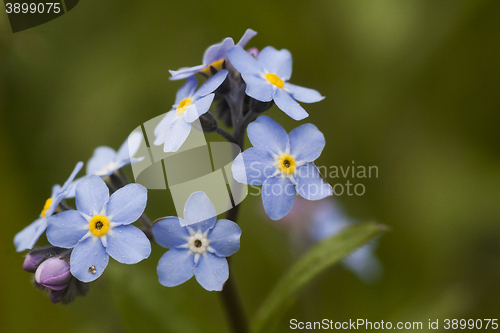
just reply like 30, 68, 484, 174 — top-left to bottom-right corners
1, 1, 499, 332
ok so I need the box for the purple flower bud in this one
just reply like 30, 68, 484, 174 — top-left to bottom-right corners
23, 253, 45, 273
247, 47, 259, 58
35, 257, 71, 291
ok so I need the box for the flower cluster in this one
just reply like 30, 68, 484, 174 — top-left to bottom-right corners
14, 29, 356, 307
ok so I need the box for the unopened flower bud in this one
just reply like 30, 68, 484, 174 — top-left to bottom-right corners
247, 47, 259, 58
35, 257, 71, 291
249, 98, 274, 114
23, 253, 45, 273
199, 112, 218, 133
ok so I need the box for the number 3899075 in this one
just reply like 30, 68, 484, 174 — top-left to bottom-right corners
5, 3, 61, 14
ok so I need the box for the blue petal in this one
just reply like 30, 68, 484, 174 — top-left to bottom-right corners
227, 45, 264, 76
202, 37, 234, 65
154, 111, 177, 145
70, 236, 109, 283
86, 147, 116, 176
194, 253, 229, 291
75, 176, 109, 217
157, 248, 194, 287
284, 83, 325, 103
273, 88, 309, 121
106, 225, 151, 264
231, 148, 276, 185
46, 211, 88, 248
208, 219, 241, 257
258, 46, 292, 81
116, 131, 144, 164
193, 70, 228, 98
152, 217, 190, 249
175, 76, 198, 104
184, 94, 215, 123
169, 64, 207, 80
262, 175, 296, 220
241, 73, 274, 102
161, 116, 192, 153
45, 162, 84, 216
288, 123, 325, 163
295, 163, 333, 200
183, 191, 217, 226
106, 183, 147, 225
236, 29, 257, 47
14, 218, 46, 252
247, 115, 289, 155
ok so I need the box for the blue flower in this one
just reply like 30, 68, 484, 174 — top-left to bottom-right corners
86, 131, 144, 177
14, 162, 83, 252
227, 45, 324, 120
46, 176, 151, 282
169, 29, 257, 80
310, 200, 382, 283
154, 71, 228, 152
232, 115, 332, 220
66, 132, 145, 198
152, 192, 241, 291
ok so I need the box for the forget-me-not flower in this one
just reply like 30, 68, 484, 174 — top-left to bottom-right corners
14, 161, 83, 252
66, 132, 144, 198
227, 45, 324, 120
169, 29, 257, 80
152, 192, 241, 291
86, 131, 144, 177
310, 200, 382, 283
46, 176, 151, 282
154, 71, 228, 152
232, 115, 332, 220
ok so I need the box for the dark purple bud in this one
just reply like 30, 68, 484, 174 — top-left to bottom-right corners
23, 253, 45, 273
35, 257, 71, 291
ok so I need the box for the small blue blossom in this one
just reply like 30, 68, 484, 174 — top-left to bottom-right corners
227, 45, 324, 120
66, 132, 145, 198
14, 161, 83, 252
169, 29, 257, 80
154, 71, 228, 152
232, 115, 332, 220
46, 176, 151, 282
152, 191, 241, 291
86, 131, 144, 177
310, 200, 382, 283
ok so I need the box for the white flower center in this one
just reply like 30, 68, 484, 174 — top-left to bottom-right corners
187, 231, 209, 254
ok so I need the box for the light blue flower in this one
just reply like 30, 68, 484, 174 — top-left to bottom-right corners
66, 132, 145, 198
232, 115, 332, 220
154, 71, 228, 152
86, 131, 144, 177
227, 45, 324, 120
310, 200, 382, 283
14, 161, 83, 252
152, 191, 241, 291
46, 176, 151, 282
169, 29, 257, 80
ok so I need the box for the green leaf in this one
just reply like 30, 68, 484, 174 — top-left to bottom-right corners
251, 222, 387, 333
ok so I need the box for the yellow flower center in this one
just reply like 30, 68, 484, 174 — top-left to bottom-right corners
176, 97, 192, 115
40, 198, 53, 217
278, 154, 296, 175
201, 59, 225, 76
265, 73, 285, 88
89, 215, 110, 237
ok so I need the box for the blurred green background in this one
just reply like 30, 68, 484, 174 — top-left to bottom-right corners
1, 0, 499, 332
